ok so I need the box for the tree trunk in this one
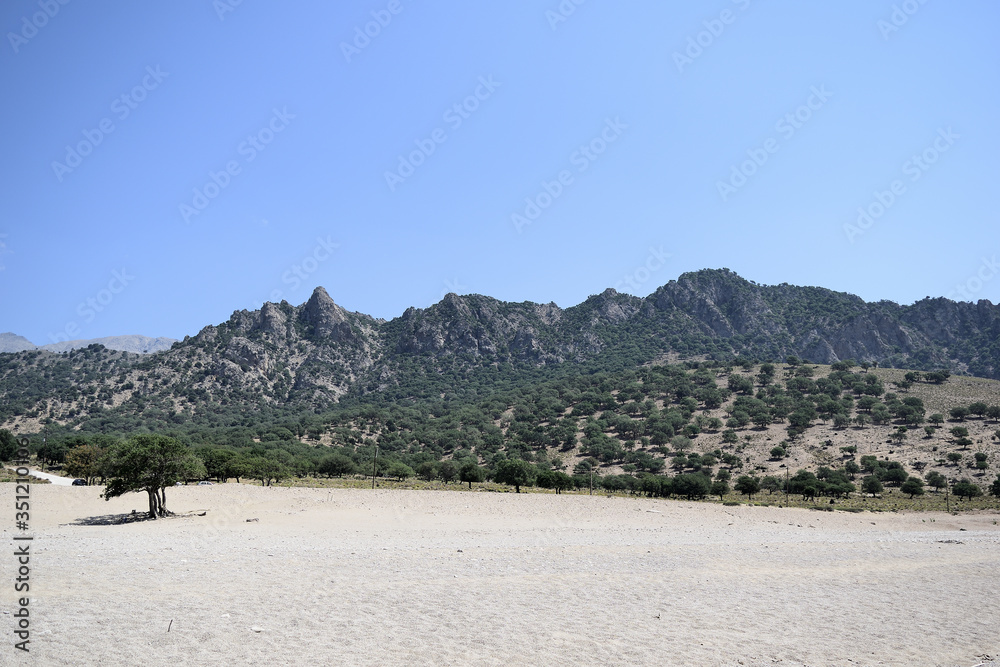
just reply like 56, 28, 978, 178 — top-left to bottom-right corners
147, 490, 158, 519
158, 486, 167, 516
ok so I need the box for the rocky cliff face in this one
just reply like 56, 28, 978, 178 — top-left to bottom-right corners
644, 270, 996, 377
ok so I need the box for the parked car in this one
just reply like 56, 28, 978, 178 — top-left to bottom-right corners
71, 479, 87, 486
197, 481, 214, 486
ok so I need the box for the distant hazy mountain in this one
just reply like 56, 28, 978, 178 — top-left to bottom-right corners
0, 333, 176, 355
41, 335, 177, 354
0, 333, 36, 353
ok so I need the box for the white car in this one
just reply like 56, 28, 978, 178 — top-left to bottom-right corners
197, 481, 214, 486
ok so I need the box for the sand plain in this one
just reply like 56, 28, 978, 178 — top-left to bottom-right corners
1, 483, 998, 666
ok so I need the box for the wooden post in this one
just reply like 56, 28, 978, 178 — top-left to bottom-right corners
371, 445, 378, 490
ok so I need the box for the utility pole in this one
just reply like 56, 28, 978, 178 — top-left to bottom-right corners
589, 466, 594, 496
371, 445, 378, 490
784, 466, 789, 508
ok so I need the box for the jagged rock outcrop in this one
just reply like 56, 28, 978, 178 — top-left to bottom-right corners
299, 286, 360, 343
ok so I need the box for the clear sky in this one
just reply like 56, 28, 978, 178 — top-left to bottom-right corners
1, 1, 998, 345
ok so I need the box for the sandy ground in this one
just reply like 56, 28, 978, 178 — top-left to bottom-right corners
1, 484, 998, 666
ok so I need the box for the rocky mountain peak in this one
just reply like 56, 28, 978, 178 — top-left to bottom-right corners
299, 286, 351, 341
575, 288, 643, 325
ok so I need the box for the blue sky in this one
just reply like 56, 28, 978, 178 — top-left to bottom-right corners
1, 1, 998, 345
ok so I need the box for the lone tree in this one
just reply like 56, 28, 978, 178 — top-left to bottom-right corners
102, 434, 206, 519
494, 458, 537, 493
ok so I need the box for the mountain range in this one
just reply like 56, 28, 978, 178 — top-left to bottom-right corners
0, 333, 177, 355
1, 268, 998, 432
